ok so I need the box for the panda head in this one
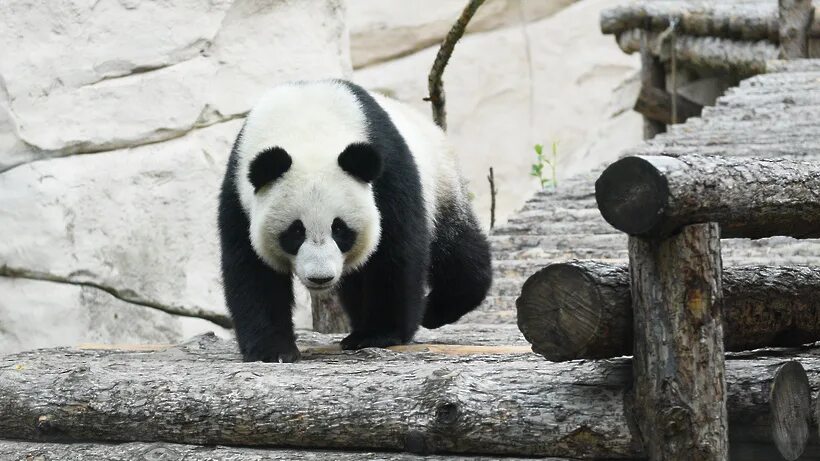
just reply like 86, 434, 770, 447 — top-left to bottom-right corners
236, 82, 383, 292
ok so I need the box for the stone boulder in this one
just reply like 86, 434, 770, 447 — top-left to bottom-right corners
0, 0, 349, 354
355, 0, 642, 227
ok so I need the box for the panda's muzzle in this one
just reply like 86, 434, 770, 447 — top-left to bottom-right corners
294, 239, 343, 291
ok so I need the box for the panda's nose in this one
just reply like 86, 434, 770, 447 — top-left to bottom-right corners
308, 276, 334, 285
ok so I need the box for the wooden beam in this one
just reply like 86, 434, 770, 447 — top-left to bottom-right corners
629, 223, 728, 460
640, 31, 667, 139
595, 154, 820, 239
633, 85, 703, 125
517, 261, 820, 361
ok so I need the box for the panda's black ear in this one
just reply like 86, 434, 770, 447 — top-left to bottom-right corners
249, 147, 292, 192
338, 143, 383, 183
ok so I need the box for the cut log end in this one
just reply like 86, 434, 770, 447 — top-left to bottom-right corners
771, 360, 811, 461
516, 261, 632, 361
595, 156, 669, 236
516, 265, 600, 361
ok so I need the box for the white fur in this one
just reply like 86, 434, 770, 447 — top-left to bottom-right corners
234, 81, 465, 291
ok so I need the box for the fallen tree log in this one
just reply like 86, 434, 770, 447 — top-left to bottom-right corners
595, 154, 820, 239
1, 333, 820, 459
517, 261, 820, 361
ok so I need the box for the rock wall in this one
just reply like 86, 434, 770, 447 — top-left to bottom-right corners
0, 0, 350, 354
354, 0, 642, 227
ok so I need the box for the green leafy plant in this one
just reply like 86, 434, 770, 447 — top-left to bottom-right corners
531, 141, 558, 189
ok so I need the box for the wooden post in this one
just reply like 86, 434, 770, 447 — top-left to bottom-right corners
640, 31, 666, 139
779, 0, 814, 59
629, 223, 728, 460
311, 291, 350, 334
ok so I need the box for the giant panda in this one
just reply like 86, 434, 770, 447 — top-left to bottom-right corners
218, 80, 492, 363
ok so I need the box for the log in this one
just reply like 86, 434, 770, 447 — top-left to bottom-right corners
770, 361, 812, 460
633, 85, 703, 126
600, 2, 779, 42
779, 0, 814, 58
2, 333, 820, 459
0, 440, 557, 461
640, 31, 667, 139
517, 262, 820, 361
311, 291, 350, 334
629, 223, 728, 460
595, 154, 820, 239
616, 28, 779, 77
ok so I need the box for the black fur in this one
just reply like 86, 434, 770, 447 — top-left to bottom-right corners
338, 142, 383, 183
249, 146, 291, 192
278, 220, 305, 256
218, 80, 492, 362
331, 218, 356, 253
219, 133, 300, 363
422, 199, 492, 329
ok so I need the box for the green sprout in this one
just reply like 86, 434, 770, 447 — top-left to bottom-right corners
531, 141, 558, 190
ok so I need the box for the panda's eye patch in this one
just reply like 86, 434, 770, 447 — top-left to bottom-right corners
279, 219, 305, 255
331, 218, 357, 253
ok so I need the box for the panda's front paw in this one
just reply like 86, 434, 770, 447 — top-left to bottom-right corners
243, 340, 301, 363
341, 331, 403, 350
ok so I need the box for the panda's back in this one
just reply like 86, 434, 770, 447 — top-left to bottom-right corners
368, 92, 465, 231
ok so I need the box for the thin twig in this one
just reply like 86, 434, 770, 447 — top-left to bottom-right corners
487, 167, 497, 230
426, 0, 486, 131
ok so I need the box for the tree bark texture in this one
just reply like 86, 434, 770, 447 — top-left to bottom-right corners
601, 1, 780, 42
595, 154, 820, 239
2, 333, 820, 459
629, 224, 728, 461
311, 291, 350, 334
0, 440, 564, 461
634, 85, 703, 126
517, 262, 820, 361
616, 28, 779, 77
779, 0, 814, 58
640, 31, 667, 139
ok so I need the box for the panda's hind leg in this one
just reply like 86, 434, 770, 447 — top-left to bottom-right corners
422, 208, 492, 329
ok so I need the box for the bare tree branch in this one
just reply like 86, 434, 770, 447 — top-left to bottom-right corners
427, 0, 486, 131
487, 167, 497, 230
